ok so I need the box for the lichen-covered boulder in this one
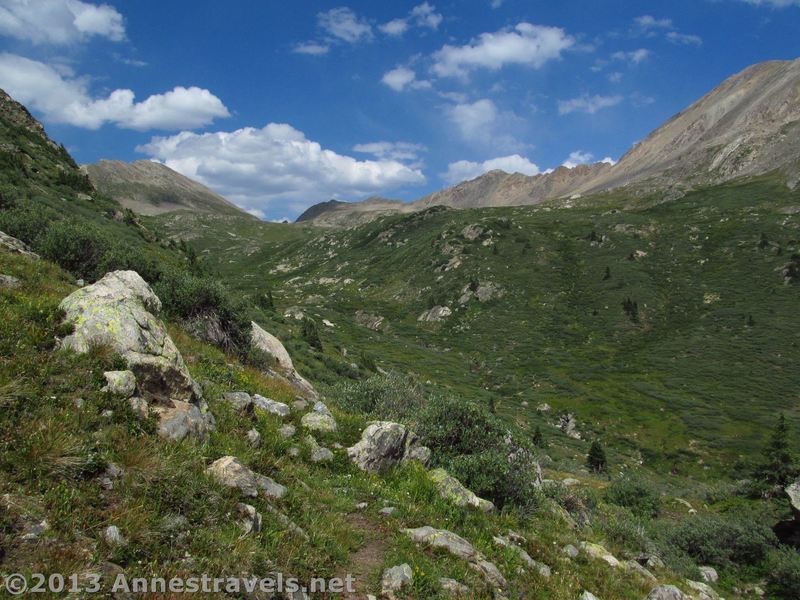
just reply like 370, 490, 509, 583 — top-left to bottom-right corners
250, 321, 318, 400
580, 542, 620, 568
381, 564, 412, 599
102, 370, 137, 398
59, 271, 200, 405
206, 456, 286, 499
154, 401, 215, 442
252, 394, 290, 417
347, 421, 430, 474
429, 468, 495, 513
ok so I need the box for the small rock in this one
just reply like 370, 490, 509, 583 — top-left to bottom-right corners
237, 503, 262, 535
562, 544, 579, 558
381, 564, 412, 599
206, 456, 287, 499
536, 403, 552, 413
439, 578, 470, 596
379, 506, 397, 516
292, 398, 309, 412
562, 478, 580, 487
103, 525, 126, 547
305, 435, 334, 463
579, 542, 620, 568
581, 592, 600, 600
301, 411, 337, 433
101, 409, 114, 418
645, 585, 692, 600
222, 391, 253, 413
246, 428, 262, 448
685, 580, 721, 600
279, 424, 297, 439
494, 535, 550, 578
355, 502, 368, 510
73, 397, 85, 409
21, 519, 49, 541
0, 274, 20, 289
699, 566, 719, 584
287, 447, 301, 458
625, 560, 656, 581
128, 397, 148, 418
252, 394, 290, 417
102, 370, 137, 398
430, 468, 495, 513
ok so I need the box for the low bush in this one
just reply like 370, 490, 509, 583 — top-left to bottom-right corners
606, 476, 662, 519
330, 372, 425, 421
766, 547, 800, 599
416, 395, 507, 456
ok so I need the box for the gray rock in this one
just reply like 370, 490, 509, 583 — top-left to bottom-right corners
0, 229, 39, 259
684, 580, 720, 600
579, 542, 620, 567
418, 305, 452, 322
60, 271, 199, 404
581, 593, 600, 600
0, 273, 20, 288
786, 477, 800, 518
237, 503, 262, 535
404, 526, 507, 591
102, 370, 137, 398
305, 435, 334, 463
645, 585, 692, 600
439, 577, 470, 596
153, 400, 215, 442
625, 560, 657, 581
346, 421, 430, 474
381, 564, 412, 599
379, 506, 397, 516
206, 456, 287, 499
562, 478, 580, 487
429, 467, 495, 512
21, 519, 49, 541
222, 391, 253, 413
287, 446, 301, 458
292, 399, 309, 412
246, 428, 262, 448
562, 544, 579, 558
128, 396, 149, 419
537, 403, 552, 413
279, 424, 297, 439
251, 321, 318, 400
557, 412, 581, 439
301, 411, 337, 433
699, 566, 719, 584
494, 535, 550, 577
252, 394, 290, 417
354, 310, 385, 331
103, 525, 126, 547
355, 502, 368, 510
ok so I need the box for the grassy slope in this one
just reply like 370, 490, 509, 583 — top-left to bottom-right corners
0, 247, 689, 600
152, 176, 800, 481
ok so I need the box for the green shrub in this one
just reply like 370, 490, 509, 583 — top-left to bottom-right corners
330, 372, 425, 420
416, 396, 506, 456
37, 219, 111, 280
766, 547, 800, 599
667, 512, 777, 568
606, 477, 662, 519
0, 203, 55, 246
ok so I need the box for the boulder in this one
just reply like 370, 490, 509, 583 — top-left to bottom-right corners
279, 424, 296, 439
579, 542, 620, 568
404, 526, 507, 591
305, 436, 334, 463
786, 478, 800, 518
439, 578, 470, 597
381, 564, 412, 599
236, 503, 262, 535
102, 370, 137, 398
246, 428, 262, 448
557, 413, 581, 439
684, 580, 720, 600
153, 400, 215, 442
103, 525, 126, 547
354, 310, 385, 331
347, 421, 431, 474
625, 560, 657, 581
699, 567, 719, 584
250, 321, 318, 400
581, 593, 600, 600
429, 468, 495, 513
252, 394, 290, 417
206, 456, 286, 499
562, 544, 579, 558
493, 535, 550, 577
418, 306, 452, 322
646, 586, 692, 600
222, 392, 254, 413
301, 412, 337, 433
60, 271, 201, 405
0, 230, 39, 259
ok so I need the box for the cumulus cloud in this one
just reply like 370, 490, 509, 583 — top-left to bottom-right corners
666, 31, 702, 45
634, 15, 673, 30
442, 154, 540, 184
0, 0, 125, 44
0, 53, 229, 130
431, 22, 574, 78
378, 19, 409, 36
293, 41, 329, 55
558, 94, 623, 115
742, 0, 800, 6
410, 3, 443, 29
612, 48, 650, 64
445, 98, 524, 151
137, 124, 426, 216
562, 151, 617, 168
318, 7, 373, 43
353, 141, 427, 164
381, 66, 430, 91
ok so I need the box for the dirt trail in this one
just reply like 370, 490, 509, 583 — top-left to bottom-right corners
333, 512, 389, 599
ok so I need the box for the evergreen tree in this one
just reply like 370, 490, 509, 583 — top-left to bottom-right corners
302, 317, 322, 351
587, 441, 608, 473
755, 414, 796, 488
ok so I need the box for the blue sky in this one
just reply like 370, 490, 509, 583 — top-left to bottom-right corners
0, 0, 798, 220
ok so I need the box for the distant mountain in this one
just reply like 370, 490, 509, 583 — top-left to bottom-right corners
83, 159, 254, 218
298, 57, 800, 226
295, 195, 412, 228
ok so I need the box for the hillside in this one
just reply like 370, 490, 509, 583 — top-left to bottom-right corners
299, 57, 800, 227
83, 159, 254, 218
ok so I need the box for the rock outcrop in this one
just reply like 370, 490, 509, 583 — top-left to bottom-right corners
0, 230, 39, 259
250, 321, 318, 400
429, 468, 495, 513
347, 421, 431, 474
206, 456, 287, 499
645, 585, 692, 600
418, 305, 452, 322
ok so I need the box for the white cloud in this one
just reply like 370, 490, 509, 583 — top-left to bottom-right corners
378, 19, 409, 36
608, 71, 623, 83
666, 31, 702, 46
600, 156, 617, 165
445, 98, 524, 151
0, 0, 125, 44
443, 154, 540, 184
381, 66, 430, 91
431, 22, 574, 78
410, 3, 443, 29
490, 0, 504, 8
353, 141, 427, 163
0, 53, 229, 130
634, 15, 673, 30
318, 7, 373, 43
558, 94, 623, 115
293, 41, 329, 55
137, 123, 426, 216
612, 48, 650, 64
562, 150, 594, 168
742, 0, 800, 6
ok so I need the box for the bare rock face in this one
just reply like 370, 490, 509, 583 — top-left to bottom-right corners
250, 321, 318, 400
346, 421, 431, 474
60, 271, 199, 404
